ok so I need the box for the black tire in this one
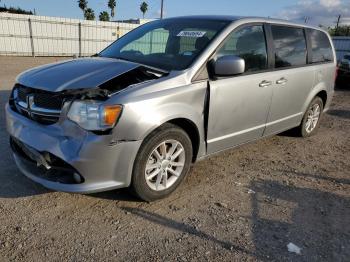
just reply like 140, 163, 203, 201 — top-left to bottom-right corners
295, 96, 324, 137
131, 123, 193, 202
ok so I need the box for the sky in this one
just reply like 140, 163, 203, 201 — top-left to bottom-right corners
1, 0, 349, 27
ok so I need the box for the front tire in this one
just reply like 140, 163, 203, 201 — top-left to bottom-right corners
131, 123, 193, 202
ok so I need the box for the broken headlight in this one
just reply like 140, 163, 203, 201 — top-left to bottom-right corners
67, 100, 122, 131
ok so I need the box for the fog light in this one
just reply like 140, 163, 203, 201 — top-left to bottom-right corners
73, 172, 83, 183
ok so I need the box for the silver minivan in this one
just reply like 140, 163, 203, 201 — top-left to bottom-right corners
6, 16, 336, 201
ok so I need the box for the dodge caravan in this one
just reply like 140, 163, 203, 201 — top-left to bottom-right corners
6, 16, 336, 201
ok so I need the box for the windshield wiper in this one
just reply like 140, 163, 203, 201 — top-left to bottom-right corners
107, 56, 169, 74
112, 57, 134, 63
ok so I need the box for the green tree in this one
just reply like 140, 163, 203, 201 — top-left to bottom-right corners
108, 0, 116, 18
329, 25, 350, 36
140, 2, 148, 19
99, 11, 110, 21
78, 0, 88, 16
0, 6, 33, 15
84, 8, 95, 20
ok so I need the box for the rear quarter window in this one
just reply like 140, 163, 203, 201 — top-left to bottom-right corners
309, 29, 334, 63
271, 25, 307, 68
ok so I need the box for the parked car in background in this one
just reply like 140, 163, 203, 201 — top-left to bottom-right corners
337, 53, 350, 85
332, 36, 350, 86
6, 16, 336, 201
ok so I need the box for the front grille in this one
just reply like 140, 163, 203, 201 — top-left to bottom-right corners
17, 85, 30, 102
16, 84, 64, 110
34, 92, 64, 110
12, 84, 66, 125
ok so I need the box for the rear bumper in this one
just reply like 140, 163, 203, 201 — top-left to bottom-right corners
6, 103, 142, 193
323, 89, 334, 113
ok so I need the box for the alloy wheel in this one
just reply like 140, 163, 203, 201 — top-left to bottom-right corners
144, 140, 186, 191
305, 104, 321, 133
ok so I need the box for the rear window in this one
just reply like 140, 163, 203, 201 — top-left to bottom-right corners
309, 29, 334, 63
271, 25, 307, 68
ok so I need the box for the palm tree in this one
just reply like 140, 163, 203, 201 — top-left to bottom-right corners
108, 0, 116, 18
99, 11, 110, 21
84, 8, 95, 20
78, 0, 88, 16
140, 2, 148, 19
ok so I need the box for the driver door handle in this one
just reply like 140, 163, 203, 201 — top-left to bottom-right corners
276, 77, 288, 85
259, 80, 272, 87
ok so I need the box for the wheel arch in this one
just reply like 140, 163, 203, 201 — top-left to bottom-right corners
166, 118, 201, 162
139, 117, 202, 163
302, 84, 329, 115
316, 90, 327, 108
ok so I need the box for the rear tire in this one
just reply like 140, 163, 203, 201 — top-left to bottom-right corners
295, 96, 324, 137
131, 123, 193, 202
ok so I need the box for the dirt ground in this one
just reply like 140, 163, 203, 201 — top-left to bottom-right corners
0, 56, 349, 262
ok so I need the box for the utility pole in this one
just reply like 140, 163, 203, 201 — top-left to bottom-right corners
335, 14, 341, 35
160, 0, 164, 19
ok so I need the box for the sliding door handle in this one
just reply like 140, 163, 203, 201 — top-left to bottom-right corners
259, 80, 272, 87
276, 77, 288, 85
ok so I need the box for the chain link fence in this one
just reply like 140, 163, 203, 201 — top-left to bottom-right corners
0, 13, 140, 57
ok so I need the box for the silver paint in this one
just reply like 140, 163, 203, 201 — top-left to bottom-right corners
16, 57, 140, 92
6, 16, 336, 193
214, 55, 245, 76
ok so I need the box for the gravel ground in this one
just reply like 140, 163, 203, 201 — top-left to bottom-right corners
0, 57, 349, 261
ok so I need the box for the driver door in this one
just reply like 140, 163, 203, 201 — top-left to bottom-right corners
207, 24, 274, 154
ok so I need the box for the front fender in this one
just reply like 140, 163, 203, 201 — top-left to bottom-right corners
111, 81, 208, 152
137, 102, 204, 140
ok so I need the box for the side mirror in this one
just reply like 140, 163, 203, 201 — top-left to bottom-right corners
213, 55, 245, 76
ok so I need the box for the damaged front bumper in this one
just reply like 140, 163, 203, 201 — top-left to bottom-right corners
6, 103, 142, 193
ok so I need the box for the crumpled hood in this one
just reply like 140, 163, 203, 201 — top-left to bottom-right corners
16, 57, 140, 92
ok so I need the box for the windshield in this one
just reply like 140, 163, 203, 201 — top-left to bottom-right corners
99, 18, 229, 71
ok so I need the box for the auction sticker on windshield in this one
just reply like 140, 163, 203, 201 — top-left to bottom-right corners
177, 31, 207, 37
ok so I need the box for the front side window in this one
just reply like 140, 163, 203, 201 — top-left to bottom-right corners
99, 19, 229, 71
217, 25, 268, 72
309, 29, 334, 63
271, 25, 307, 68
